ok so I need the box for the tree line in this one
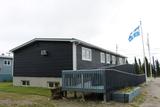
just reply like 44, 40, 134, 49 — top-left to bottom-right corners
133, 57, 160, 77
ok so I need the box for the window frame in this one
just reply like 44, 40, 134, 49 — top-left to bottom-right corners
112, 55, 116, 64
82, 47, 92, 61
106, 54, 111, 64
47, 81, 60, 88
100, 52, 105, 63
3, 60, 11, 66
119, 57, 123, 64
21, 80, 30, 86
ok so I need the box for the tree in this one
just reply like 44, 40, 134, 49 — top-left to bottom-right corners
152, 64, 156, 78
126, 59, 129, 64
145, 57, 150, 77
138, 58, 143, 74
141, 57, 151, 77
134, 57, 139, 74
156, 60, 160, 77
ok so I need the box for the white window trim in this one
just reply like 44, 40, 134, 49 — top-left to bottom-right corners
82, 47, 92, 61
106, 54, 110, 64
100, 52, 105, 63
119, 57, 123, 65
112, 55, 116, 64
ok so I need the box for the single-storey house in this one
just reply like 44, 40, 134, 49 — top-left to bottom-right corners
10, 38, 126, 88
0, 55, 13, 82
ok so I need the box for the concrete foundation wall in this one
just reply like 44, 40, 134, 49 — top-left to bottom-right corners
13, 76, 62, 88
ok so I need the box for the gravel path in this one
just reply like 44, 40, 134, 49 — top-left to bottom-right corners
140, 78, 160, 107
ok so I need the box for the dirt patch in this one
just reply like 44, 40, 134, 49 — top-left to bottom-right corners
1, 78, 160, 107
0, 99, 34, 106
140, 78, 160, 107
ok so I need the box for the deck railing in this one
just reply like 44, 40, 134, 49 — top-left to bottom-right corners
62, 69, 105, 93
104, 69, 145, 92
62, 68, 146, 93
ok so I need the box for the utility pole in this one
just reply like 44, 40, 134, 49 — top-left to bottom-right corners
147, 33, 153, 79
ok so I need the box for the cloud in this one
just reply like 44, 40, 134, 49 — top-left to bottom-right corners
0, 0, 160, 62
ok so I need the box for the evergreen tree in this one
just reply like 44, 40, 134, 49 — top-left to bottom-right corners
126, 59, 129, 64
145, 57, 150, 77
134, 57, 139, 74
152, 56, 156, 77
141, 57, 151, 77
152, 64, 156, 78
138, 59, 143, 74
156, 60, 160, 76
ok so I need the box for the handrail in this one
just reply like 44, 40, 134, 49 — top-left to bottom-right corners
105, 69, 145, 76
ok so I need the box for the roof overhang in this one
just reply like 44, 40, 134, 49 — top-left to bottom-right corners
10, 38, 76, 52
10, 38, 127, 58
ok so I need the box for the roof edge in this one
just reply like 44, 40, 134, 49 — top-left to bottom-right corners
10, 38, 126, 58
10, 38, 76, 52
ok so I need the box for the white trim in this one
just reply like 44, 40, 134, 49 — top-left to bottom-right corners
106, 54, 110, 64
100, 52, 105, 63
112, 55, 116, 64
72, 42, 77, 70
12, 56, 14, 76
10, 38, 126, 58
82, 47, 92, 61
10, 38, 76, 52
119, 57, 123, 64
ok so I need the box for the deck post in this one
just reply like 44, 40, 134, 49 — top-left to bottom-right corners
103, 70, 107, 102
74, 91, 77, 98
81, 92, 85, 101
64, 91, 67, 97
81, 73, 84, 88
103, 93, 107, 102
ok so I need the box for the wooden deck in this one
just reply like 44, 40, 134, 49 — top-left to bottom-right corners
62, 64, 146, 101
62, 69, 105, 93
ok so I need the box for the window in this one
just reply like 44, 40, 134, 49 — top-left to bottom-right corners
123, 58, 126, 64
112, 55, 116, 64
82, 47, 92, 61
100, 52, 105, 63
119, 57, 123, 64
106, 54, 110, 64
21, 80, 30, 86
4, 61, 7, 64
48, 82, 54, 87
47, 81, 60, 88
4, 60, 11, 66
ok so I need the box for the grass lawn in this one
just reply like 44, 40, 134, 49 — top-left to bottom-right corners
0, 82, 146, 107
0, 82, 51, 97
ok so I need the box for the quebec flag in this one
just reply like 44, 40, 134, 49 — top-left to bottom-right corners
128, 26, 140, 42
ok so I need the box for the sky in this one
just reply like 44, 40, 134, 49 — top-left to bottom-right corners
0, 0, 160, 63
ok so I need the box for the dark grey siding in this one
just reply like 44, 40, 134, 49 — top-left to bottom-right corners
13, 41, 73, 77
77, 44, 107, 69
108, 64, 135, 74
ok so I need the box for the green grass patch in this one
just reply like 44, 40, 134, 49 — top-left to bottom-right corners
118, 87, 134, 93
0, 82, 50, 97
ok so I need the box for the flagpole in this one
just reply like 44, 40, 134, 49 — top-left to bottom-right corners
147, 33, 153, 79
140, 21, 147, 82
